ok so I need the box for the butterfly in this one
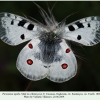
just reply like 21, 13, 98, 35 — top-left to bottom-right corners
0, 4, 100, 83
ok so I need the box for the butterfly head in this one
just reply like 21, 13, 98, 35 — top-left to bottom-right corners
39, 31, 61, 43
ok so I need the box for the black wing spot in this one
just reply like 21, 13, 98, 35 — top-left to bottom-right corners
88, 23, 90, 27
68, 25, 75, 31
77, 35, 81, 40
11, 20, 14, 25
20, 34, 25, 40
7, 13, 10, 17
27, 24, 34, 30
75, 21, 84, 28
18, 19, 27, 27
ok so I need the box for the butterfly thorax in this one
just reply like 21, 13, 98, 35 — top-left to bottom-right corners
38, 31, 62, 64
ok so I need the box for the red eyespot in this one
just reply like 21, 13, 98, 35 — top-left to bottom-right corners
27, 59, 33, 65
62, 63, 68, 69
28, 43, 33, 49
66, 48, 70, 53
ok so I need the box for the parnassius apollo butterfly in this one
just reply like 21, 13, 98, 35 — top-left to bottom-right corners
0, 4, 100, 83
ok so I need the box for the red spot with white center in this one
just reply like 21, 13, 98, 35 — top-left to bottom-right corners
28, 43, 33, 49
27, 59, 33, 65
66, 48, 70, 53
62, 63, 68, 69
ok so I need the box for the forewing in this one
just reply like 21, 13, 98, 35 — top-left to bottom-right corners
0, 12, 41, 45
16, 39, 49, 81
63, 16, 100, 46
47, 39, 77, 83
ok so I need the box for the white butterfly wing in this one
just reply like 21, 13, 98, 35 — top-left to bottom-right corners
47, 39, 77, 83
63, 16, 100, 46
0, 12, 41, 45
16, 39, 49, 80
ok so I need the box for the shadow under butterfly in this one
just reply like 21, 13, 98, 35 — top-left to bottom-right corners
0, 3, 100, 83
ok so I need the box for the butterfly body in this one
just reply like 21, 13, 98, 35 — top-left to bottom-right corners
38, 31, 62, 64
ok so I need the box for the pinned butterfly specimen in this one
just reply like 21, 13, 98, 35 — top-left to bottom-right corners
0, 3, 100, 83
